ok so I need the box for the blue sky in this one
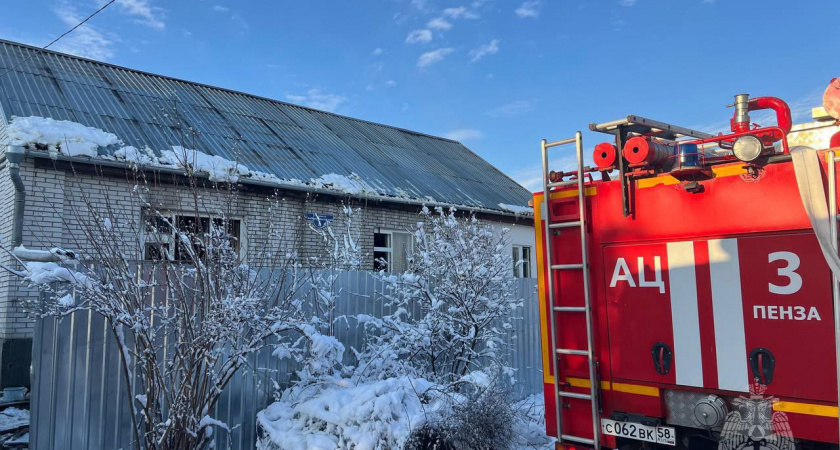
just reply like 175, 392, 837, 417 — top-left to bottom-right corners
3, 0, 840, 191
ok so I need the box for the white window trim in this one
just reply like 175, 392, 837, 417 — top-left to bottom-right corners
373, 230, 395, 258
374, 229, 413, 272
142, 211, 247, 262
513, 244, 533, 278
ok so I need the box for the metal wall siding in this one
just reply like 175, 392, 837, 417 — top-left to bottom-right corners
0, 40, 531, 211
31, 273, 541, 450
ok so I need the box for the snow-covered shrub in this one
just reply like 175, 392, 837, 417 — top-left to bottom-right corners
402, 378, 515, 450
0, 128, 357, 449
354, 207, 523, 388
447, 382, 517, 450
403, 423, 456, 450
258, 375, 554, 450
256, 377, 445, 450
511, 395, 556, 450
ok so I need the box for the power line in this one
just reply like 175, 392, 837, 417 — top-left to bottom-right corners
0, 0, 118, 79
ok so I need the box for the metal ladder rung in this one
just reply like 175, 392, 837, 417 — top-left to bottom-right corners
556, 348, 589, 356
561, 435, 596, 446
559, 391, 592, 400
548, 221, 581, 229
547, 180, 580, 189
545, 137, 576, 148
553, 306, 586, 312
551, 264, 584, 270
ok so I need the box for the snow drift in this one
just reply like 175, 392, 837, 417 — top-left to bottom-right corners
256, 377, 440, 450
256, 377, 554, 450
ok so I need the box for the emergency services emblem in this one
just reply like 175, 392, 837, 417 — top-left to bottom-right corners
719, 383, 794, 450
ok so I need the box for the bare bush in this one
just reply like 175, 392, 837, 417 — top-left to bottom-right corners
404, 380, 516, 450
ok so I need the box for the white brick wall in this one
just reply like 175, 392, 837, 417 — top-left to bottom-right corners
0, 161, 531, 339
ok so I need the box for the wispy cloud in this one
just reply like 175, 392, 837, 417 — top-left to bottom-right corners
485, 100, 531, 118
366, 80, 397, 91
619, 0, 637, 6
406, 29, 432, 44
469, 39, 500, 62
427, 17, 453, 30
212, 5, 229, 12
285, 89, 348, 112
442, 6, 479, 19
417, 47, 454, 68
230, 13, 250, 34
515, 1, 541, 18
51, 3, 116, 60
611, 12, 626, 31
372, 47, 383, 56
116, 0, 166, 30
410, 0, 431, 12
444, 129, 485, 141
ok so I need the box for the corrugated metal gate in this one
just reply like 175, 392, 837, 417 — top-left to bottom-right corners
30, 272, 540, 450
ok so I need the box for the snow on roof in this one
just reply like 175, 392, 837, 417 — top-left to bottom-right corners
498, 203, 534, 216
0, 39, 531, 214
7, 115, 533, 212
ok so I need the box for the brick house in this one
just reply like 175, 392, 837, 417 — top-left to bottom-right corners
0, 39, 535, 387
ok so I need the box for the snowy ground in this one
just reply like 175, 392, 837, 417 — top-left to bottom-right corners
0, 407, 29, 448
256, 377, 554, 450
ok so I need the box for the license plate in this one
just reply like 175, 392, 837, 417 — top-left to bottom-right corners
601, 418, 676, 446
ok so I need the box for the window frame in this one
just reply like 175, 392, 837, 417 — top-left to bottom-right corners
142, 211, 247, 262
512, 244, 533, 278
373, 229, 414, 272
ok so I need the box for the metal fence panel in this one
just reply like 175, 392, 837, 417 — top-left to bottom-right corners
30, 273, 540, 450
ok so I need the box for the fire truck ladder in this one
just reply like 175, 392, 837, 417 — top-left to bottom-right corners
541, 131, 600, 449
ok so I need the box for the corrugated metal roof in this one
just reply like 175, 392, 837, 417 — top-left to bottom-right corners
0, 39, 531, 213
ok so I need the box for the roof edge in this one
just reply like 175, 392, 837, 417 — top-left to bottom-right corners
17, 150, 528, 220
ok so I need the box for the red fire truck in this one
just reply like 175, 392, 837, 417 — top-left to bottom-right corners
534, 81, 840, 449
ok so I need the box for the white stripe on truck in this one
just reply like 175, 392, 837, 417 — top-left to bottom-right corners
708, 238, 749, 392
666, 241, 704, 387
